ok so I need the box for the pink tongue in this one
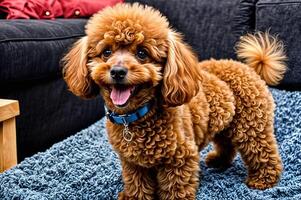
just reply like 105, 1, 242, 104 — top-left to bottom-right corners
110, 86, 132, 106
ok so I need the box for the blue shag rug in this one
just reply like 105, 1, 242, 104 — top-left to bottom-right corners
0, 88, 301, 200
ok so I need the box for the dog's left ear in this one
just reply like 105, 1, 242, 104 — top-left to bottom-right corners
162, 31, 200, 107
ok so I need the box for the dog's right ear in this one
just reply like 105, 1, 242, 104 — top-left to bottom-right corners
62, 36, 99, 98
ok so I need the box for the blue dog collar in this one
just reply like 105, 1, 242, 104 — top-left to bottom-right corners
105, 101, 153, 125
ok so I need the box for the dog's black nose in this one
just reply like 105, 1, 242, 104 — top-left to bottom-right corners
110, 66, 128, 81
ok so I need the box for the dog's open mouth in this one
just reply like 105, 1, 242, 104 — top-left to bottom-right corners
110, 85, 136, 107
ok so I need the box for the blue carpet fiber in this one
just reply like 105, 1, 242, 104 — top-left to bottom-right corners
1, 88, 301, 199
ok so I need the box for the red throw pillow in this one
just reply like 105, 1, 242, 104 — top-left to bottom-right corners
61, 0, 123, 18
0, 0, 124, 19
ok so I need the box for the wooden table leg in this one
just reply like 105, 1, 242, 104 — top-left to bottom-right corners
0, 99, 19, 173
0, 118, 18, 172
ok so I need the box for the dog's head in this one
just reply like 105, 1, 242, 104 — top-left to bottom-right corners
63, 3, 200, 114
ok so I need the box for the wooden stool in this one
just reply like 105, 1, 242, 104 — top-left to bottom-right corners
0, 99, 19, 173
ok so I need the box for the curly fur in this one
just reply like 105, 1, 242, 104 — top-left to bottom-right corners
63, 3, 284, 199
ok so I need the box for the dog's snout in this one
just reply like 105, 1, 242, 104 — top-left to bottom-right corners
110, 66, 128, 81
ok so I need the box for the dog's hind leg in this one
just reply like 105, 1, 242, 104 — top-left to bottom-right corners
228, 95, 282, 190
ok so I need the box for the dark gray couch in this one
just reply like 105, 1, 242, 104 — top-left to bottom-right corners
0, 0, 300, 162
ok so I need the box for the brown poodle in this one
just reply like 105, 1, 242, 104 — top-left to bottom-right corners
63, 3, 286, 200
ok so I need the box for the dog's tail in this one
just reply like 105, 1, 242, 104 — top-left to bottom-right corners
236, 32, 287, 86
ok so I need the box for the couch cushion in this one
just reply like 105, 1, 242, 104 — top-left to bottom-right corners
256, 0, 301, 89
126, 0, 246, 60
0, 19, 87, 84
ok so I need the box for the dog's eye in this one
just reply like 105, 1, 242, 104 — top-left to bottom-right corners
136, 48, 148, 60
102, 48, 112, 58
